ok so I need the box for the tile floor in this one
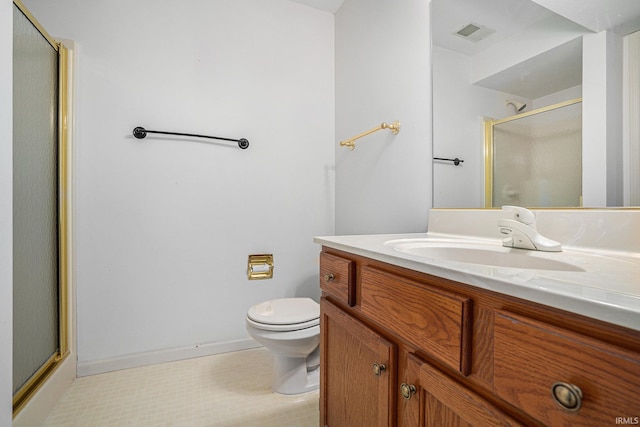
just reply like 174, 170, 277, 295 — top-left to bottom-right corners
43, 348, 319, 427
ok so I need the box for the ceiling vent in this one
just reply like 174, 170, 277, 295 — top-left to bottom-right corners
454, 22, 495, 42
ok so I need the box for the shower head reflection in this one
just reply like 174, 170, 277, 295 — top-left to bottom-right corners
506, 100, 527, 113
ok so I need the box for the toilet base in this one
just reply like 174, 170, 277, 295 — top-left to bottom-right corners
271, 355, 320, 395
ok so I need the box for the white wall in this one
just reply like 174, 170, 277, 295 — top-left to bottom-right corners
624, 31, 640, 206
582, 30, 623, 207
605, 31, 624, 206
335, 0, 431, 234
23, 0, 335, 372
0, 0, 13, 423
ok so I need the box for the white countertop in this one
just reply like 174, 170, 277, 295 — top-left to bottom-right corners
314, 232, 640, 331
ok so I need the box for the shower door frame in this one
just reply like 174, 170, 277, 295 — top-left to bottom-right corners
484, 97, 583, 208
12, 0, 71, 416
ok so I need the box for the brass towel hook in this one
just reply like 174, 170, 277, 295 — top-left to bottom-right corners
339, 121, 400, 150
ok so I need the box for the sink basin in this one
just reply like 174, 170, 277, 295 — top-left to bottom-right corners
384, 238, 585, 272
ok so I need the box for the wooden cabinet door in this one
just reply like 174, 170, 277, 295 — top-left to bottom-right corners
320, 298, 396, 427
403, 354, 526, 427
398, 353, 423, 426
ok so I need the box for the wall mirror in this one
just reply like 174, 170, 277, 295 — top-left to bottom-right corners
431, 0, 640, 208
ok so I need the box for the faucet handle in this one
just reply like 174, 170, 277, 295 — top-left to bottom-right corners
502, 206, 536, 225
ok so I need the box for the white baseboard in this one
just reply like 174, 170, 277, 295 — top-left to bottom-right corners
13, 353, 76, 427
77, 339, 261, 377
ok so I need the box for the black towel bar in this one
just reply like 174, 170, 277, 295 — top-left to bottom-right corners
433, 157, 464, 166
133, 126, 249, 149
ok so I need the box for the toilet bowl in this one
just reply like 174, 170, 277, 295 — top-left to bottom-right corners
246, 298, 320, 395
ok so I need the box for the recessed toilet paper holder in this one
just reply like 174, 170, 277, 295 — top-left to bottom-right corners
247, 254, 274, 280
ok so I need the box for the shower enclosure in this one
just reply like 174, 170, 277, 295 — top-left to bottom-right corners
485, 98, 582, 208
13, 0, 69, 415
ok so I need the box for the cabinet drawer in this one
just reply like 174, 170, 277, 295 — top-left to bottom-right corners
319, 252, 355, 306
494, 311, 640, 427
361, 266, 473, 374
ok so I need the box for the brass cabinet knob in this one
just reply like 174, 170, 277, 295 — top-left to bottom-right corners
551, 382, 583, 411
323, 273, 335, 282
372, 363, 386, 376
400, 383, 417, 400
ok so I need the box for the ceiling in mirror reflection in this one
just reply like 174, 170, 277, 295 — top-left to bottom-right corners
431, 0, 558, 56
431, 0, 640, 100
533, 0, 640, 33
431, 0, 587, 99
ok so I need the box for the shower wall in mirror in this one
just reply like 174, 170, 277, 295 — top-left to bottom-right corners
486, 99, 582, 208
431, 0, 640, 208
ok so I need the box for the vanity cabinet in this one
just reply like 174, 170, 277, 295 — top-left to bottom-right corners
318, 247, 640, 427
320, 298, 396, 426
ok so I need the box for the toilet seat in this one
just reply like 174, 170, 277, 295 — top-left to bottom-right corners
246, 316, 319, 332
247, 298, 319, 332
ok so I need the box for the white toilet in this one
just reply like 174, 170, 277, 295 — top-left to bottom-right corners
246, 297, 320, 395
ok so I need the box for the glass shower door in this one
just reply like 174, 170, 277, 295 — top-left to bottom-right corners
12, 1, 68, 414
486, 99, 583, 208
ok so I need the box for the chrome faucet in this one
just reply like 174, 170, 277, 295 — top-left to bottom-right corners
498, 206, 562, 252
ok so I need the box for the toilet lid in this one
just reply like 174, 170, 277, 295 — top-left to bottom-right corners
247, 298, 319, 325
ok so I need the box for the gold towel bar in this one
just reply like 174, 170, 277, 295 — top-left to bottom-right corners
339, 121, 400, 150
